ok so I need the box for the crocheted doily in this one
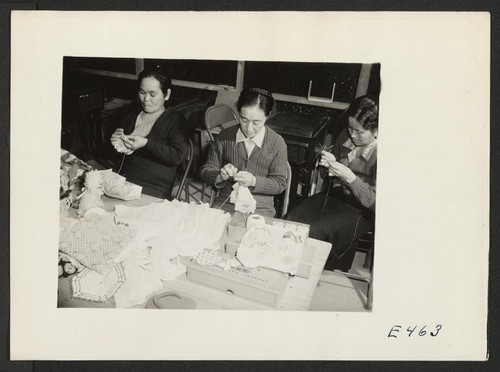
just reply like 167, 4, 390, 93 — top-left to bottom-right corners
59, 214, 136, 274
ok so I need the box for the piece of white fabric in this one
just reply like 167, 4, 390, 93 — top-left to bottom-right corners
59, 213, 137, 274
114, 200, 229, 258
112, 137, 133, 155
112, 200, 230, 307
77, 171, 105, 217
229, 182, 256, 214
237, 224, 305, 275
113, 254, 163, 308
63, 200, 229, 308
71, 263, 126, 302
98, 169, 142, 201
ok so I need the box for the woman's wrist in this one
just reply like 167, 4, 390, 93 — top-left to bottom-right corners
250, 175, 257, 187
345, 173, 357, 184
215, 174, 226, 187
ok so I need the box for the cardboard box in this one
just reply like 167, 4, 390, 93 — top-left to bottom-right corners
186, 253, 288, 307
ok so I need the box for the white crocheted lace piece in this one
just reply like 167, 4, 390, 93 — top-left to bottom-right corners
59, 213, 136, 274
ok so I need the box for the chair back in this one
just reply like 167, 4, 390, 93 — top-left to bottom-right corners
175, 138, 194, 200
204, 103, 239, 142
280, 161, 293, 218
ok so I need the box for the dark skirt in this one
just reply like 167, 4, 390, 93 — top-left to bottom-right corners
285, 188, 373, 272
120, 155, 177, 200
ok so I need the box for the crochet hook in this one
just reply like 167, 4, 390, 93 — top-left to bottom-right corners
75, 189, 87, 200
217, 193, 232, 210
313, 144, 334, 163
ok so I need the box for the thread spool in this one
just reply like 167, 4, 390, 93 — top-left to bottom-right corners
246, 214, 266, 229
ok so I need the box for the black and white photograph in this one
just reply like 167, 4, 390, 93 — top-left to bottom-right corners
9, 11, 489, 361
57, 57, 380, 311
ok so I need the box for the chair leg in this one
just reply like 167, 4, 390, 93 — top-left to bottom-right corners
366, 246, 374, 309
328, 270, 373, 311
209, 188, 215, 207
365, 280, 373, 310
363, 247, 372, 269
201, 183, 206, 203
333, 270, 370, 284
185, 183, 190, 203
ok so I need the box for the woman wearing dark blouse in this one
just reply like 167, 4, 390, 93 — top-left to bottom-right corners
110, 68, 189, 199
286, 95, 378, 272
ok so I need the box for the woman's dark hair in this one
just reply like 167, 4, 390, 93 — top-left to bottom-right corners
137, 68, 172, 95
236, 87, 275, 117
346, 95, 379, 131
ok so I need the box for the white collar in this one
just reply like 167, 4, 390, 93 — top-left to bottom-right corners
343, 137, 377, 161
236, 127, 266, 148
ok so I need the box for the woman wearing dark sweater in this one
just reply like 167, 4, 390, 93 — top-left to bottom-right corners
201, 88, 288, 217
286, 95, 378, 272
110, 68, 189, 199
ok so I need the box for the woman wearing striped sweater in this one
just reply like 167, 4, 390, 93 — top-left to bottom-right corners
201, 88, 288, 217
286, 95, 378, 272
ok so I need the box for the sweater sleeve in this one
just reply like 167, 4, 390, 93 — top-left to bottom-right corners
318, 129, 348, 180
251, 138, 288, 195
333, 128, 377, 210
143, 113, 189, 167
200, 140, 226, 188
348, 171, 376, 211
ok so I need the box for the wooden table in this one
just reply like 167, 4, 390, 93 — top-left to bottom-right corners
58, 195, 332, 310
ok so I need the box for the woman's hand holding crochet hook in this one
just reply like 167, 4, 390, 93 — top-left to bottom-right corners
320, 151, 356, 183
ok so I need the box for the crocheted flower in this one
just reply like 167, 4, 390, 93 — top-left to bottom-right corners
63, 262, 77, 275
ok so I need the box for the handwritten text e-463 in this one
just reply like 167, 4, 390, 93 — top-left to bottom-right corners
388, 325, 442, 338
